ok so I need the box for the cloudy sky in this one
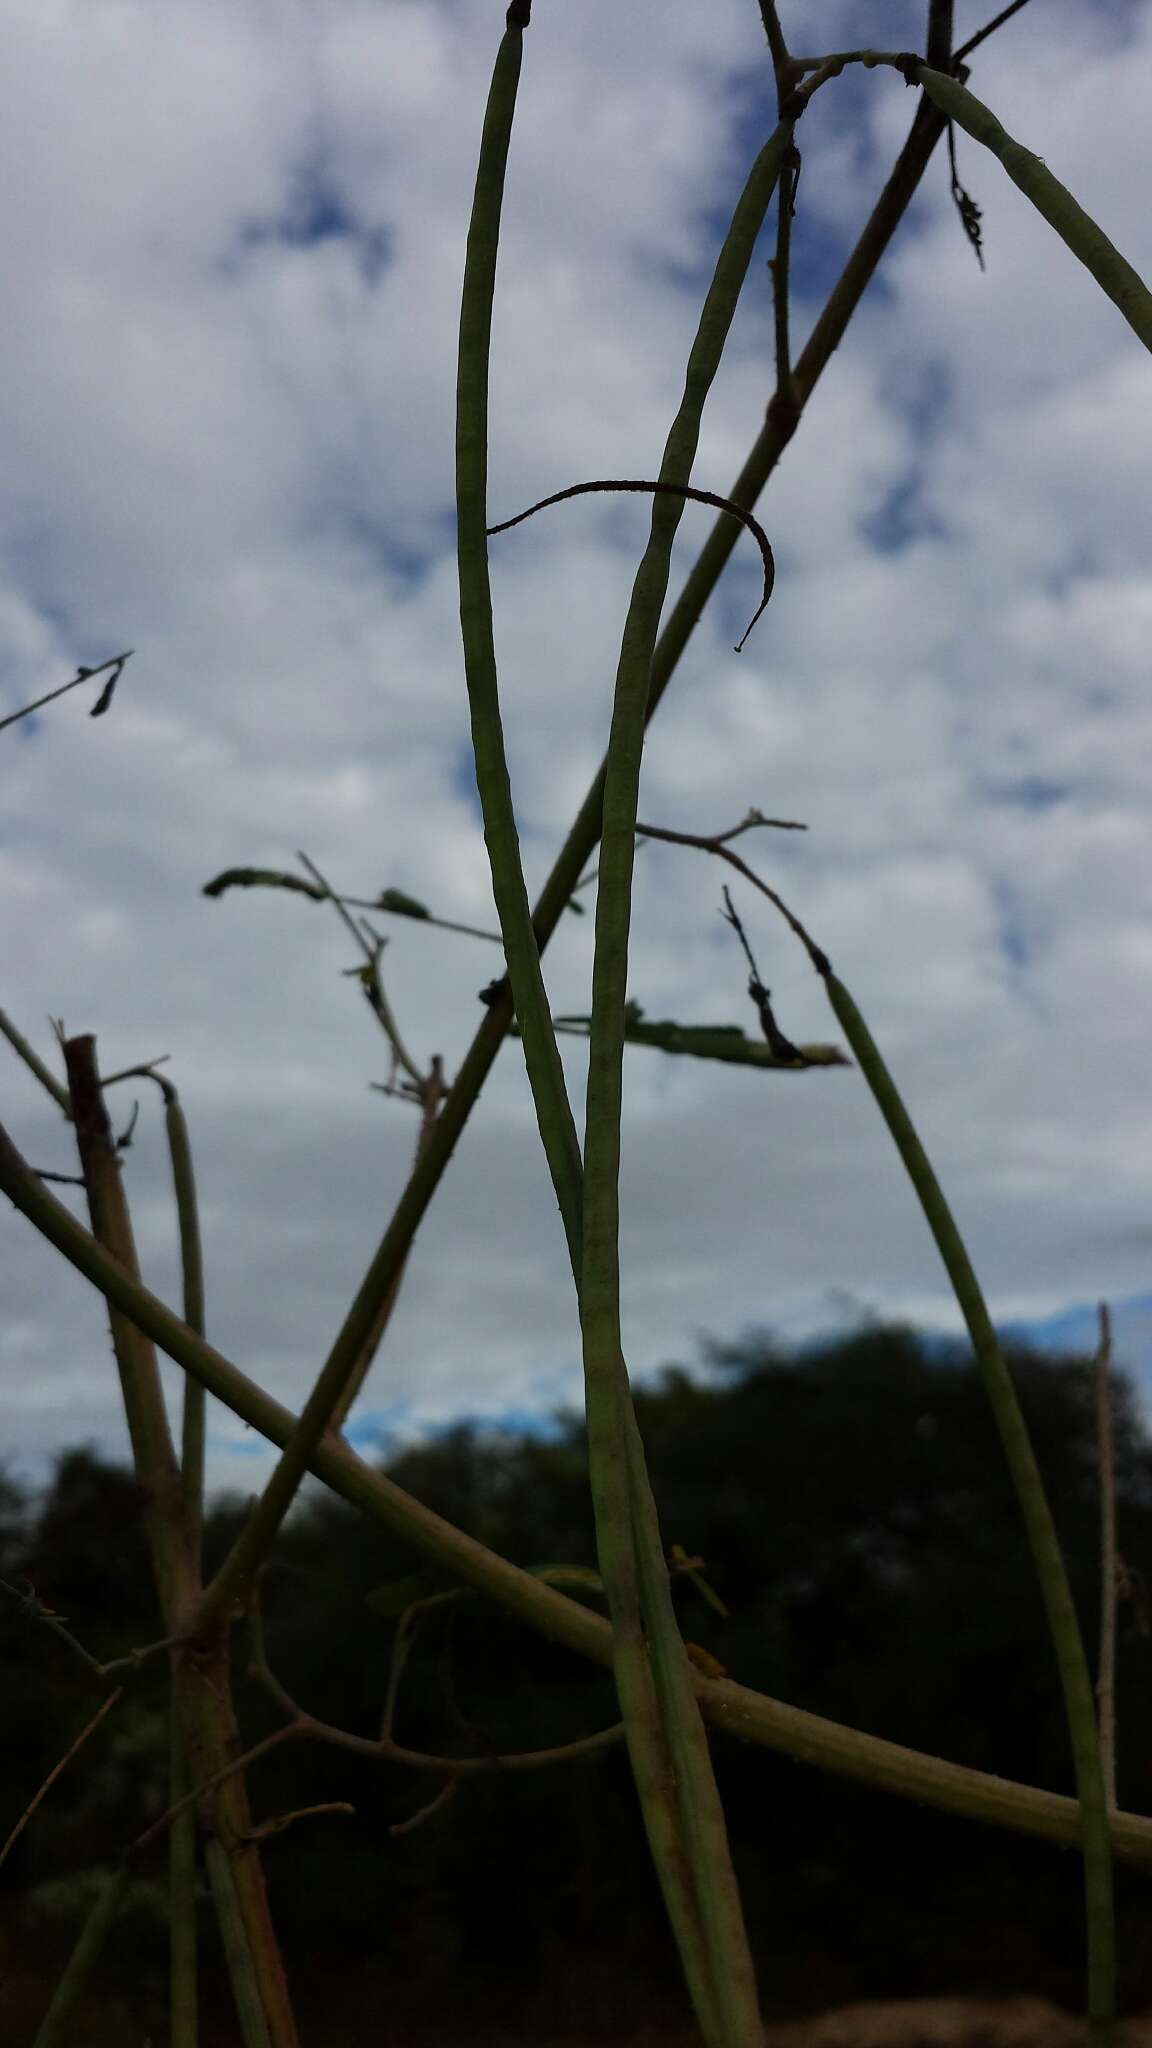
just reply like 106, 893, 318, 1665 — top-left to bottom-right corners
2, 0, 1151, 1505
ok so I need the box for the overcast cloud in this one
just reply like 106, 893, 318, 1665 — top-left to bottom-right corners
2, 0, 1151, 1502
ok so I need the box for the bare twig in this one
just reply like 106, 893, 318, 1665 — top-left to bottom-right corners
720, 888, 808, 1064
0, 1009, 72, 1112
390, 1777, 457, 1838
0, 1688, 123, 1872
248, 1581, 626, 1778
0, 650, 132, 735
202, 865, 503, 945
955, 0, 1033, 65
244, 1804, 355, 1846
632, 816, 826, 964
487, 478, 776, 652
298, 849, 426, 1088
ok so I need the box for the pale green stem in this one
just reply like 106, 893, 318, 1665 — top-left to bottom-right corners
162, 1086, 206, 1545
169, 1722, 199, 2048
576, 90, 799, 2039
32, 1865, 132, 2048
455, 5, 584, 1258
1095, 1303, 1118, 1811
456, 6, 803, 2037
912, 64, 1152, 353
818, 966, 1115, 2048
204, 1838, 273, 2048
0, 1007, 71, 1111
453, 7, 721, 2027
161, 1082, 204, 2045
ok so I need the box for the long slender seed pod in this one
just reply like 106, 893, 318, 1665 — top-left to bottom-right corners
32, 1866, 132, 2048
913, 64, 1152, 351
456, 6, 584, 1261
819, 967, 1115, 2048
455, 7, 733, 2032
577, 106, 795, 2048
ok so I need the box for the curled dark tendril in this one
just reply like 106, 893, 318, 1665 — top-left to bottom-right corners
487, 479, 775, 652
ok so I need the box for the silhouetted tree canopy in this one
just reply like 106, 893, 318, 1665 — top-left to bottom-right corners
5, 1325, 1152, 2041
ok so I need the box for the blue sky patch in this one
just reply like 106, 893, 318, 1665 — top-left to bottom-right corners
237, 155, 392, 287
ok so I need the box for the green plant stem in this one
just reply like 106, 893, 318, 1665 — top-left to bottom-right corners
911, 63, 1152, 351
163, 1085, 206, 1545
62, 1039, 298, 2047
577, 95, 805, 2045
63, 1036, 191, 1615
10, 1106, 1148, 1869
32, 1864, 133, 2048
456, 4, 584, 1260
204, 1837, 273, 2048
0, 1007, 72, 1111
1094, 1303, 1118, 1810
161, 1085, 204, 2048
455, 11, 763, 2036
170, 1721, 199, 2048
817, 967, 1115, 2048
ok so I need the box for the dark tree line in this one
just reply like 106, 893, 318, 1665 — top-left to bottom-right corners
4, 1324, 1152, 2044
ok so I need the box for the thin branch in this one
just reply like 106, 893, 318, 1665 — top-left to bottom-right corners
769, 145, 801, 402
129, 1726, 304, 1865
202, 866, 503, 945
248, 1586, 626, 1776
244, 1804, 355, 1846
0, 650, 132, 735
297, 849, 425, 1088
0, 1688, 123, 1872
99, 1055, 172, 1088
720, 888, 809, 1064
326, 1055, 448, 1433
390, 1777, 457, 1838
0, 1576, 189, 1683
488, 478, 776, 652
955, 0, 1033, 65
0, 1009, 72, 1111
632, 817, 827, 960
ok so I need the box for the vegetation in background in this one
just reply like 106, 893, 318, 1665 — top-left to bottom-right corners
4, 1327, 1152, 2043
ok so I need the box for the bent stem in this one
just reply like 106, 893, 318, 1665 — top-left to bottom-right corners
910, 64, 1152, 351
454, 5, 813, 2038
577, 91, 802, 2048
793, 948, 1116, 2047
31, 1865, 133, 2048
62, 1037, 298, 2048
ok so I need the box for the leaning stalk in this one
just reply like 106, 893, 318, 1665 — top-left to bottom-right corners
911, 64, 1152, 352
817, 967, 1116, 2047
577, 90, 799, 2043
